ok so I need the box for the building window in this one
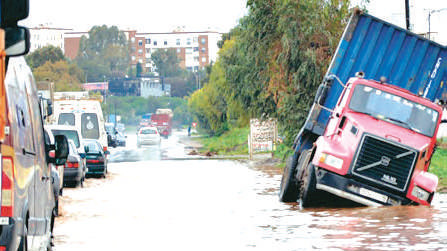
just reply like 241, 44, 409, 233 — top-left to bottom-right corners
131, 56, 136, 61
193, 47, 199, 52
164, 40, 168, 46
146, 38, 151, 44
201, 38, 206, 44
146, 48, 150, 53
177, 48, 181, 53
194, 56, 199, 62
202, 57, 206, 63
187, 38, 191, 45
138, 40, 143, 46
186, 48, 192, 54
194, 66, 199, 72
201, 47, 206, 53
154, 41, 157, 46
138, 59, 143, 63
176, 39, 180, 46
131, 46, 136, 53
193, 37, 198, 42
131, 37, 135, 42
138, 49, 143, 54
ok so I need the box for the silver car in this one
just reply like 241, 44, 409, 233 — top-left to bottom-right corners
137, 126, 161, 147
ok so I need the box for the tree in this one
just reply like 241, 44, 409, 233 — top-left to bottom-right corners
76, 25, 129, 82
151, 48, 181, 78
136, 62, 143, 77
26, 45, 65, 69
188, 0, 351, 143
33, 60, 84, 91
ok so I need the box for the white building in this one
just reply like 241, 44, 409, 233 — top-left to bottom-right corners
29, 25, 73, 52
140, 78, 171, 97
127, 30, 222, 73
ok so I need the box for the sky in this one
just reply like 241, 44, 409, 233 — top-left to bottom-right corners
353, 0, 447, 44
21, 0, 447, 44
21, 0, 248, 33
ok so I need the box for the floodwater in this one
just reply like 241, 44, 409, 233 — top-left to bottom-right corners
53, 130, 447, 251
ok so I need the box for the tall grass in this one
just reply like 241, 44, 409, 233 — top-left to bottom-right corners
431, 148, 447, 189
199, 127, 249, 155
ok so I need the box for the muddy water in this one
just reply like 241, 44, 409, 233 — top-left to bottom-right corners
53, 131, 447, 250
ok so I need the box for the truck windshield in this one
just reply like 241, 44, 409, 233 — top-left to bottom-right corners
349, 85, 439, 137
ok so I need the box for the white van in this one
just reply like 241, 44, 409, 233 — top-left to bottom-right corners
53, 99, 108, 150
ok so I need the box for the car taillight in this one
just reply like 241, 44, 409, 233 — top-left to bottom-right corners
65, 162, 79, 168
1, 157, 14, 217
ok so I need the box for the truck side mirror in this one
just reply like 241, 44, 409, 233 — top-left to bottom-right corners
5, 26, 30, 57
84, 145, 90, 153
314, 84, 330, 106
1, 0, 30, 25
54, 135, 69, 165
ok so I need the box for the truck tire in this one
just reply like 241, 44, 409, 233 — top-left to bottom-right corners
279, 156, 299, 202
299, 163, 318, 208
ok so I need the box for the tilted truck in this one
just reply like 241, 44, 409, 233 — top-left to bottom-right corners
279, 10, 447, 207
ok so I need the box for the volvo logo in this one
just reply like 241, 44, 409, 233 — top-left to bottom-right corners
380, 156, 391, 167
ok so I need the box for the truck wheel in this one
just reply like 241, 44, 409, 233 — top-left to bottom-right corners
279, 156, 299, 202
299, 163, 318, 208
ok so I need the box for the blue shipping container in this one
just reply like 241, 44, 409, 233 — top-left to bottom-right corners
307, 10, 447, 137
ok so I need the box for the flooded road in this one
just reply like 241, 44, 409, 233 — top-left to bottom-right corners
53, 130, 447, 250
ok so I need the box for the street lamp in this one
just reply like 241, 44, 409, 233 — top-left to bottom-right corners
426, 8, 447, 40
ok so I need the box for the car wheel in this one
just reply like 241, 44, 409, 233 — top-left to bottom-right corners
299, 163, 318, 208
80, 177, 84, 188
59, 187, 63, 196
19, 217, 28, 251
279, 156, 299, 202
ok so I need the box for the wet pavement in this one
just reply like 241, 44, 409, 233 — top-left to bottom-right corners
53, 130, 447, 250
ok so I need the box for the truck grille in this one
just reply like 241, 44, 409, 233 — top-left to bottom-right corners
352, 134, 417, 192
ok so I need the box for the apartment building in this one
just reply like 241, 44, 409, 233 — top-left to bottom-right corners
64, 31, 88, 59
29, 25, 73, 52
127, 31, 222, 73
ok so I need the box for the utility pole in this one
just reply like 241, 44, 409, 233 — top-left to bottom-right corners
426, 8, 447, 40
405, 0, 410, 30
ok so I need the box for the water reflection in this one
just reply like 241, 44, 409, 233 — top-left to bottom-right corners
253, 165, 447, 250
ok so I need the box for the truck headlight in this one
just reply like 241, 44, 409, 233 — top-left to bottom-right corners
319, 153, 343, 169
411, 186, 430, 201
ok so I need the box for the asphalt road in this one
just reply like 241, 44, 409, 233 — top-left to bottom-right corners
53, 130, 447, 250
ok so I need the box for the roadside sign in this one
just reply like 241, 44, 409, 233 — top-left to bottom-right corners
249, 118, 277, 160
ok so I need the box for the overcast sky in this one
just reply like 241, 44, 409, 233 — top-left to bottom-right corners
21, 0, 446, 44
22, 0, 248, 32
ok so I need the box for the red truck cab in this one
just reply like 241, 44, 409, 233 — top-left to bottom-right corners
310, 77, 442, 206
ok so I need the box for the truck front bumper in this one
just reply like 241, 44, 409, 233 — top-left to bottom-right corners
315, 168, 411, 206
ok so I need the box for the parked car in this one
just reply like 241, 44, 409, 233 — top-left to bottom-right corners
137, 126, 162, 147
45, 128, 65, 196
63, 139, 86, 187
116, 130, 126, 147
84, 139, 109, 177
105, 122, 118, 147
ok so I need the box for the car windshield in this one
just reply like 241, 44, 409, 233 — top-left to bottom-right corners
140, 128, 157, 135
58, 113, 75, 126
51, 129, 80, 148
85, 142, 101, 153
81, 113, 99, 139
349, 85, 439, 137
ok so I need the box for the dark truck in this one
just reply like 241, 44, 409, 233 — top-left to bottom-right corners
280, 10, 446, 207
